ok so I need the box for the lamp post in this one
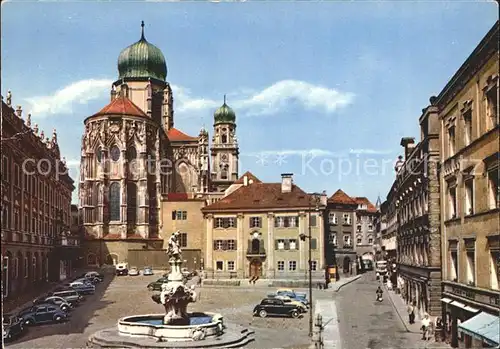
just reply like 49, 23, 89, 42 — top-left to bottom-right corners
300, 192, 321, 337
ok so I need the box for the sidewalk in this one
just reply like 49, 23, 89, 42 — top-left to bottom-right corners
327, 274, 362, 292
384, 284, 424, 334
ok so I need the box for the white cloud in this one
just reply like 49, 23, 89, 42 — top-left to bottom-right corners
25, 78, 353, 118
172, 80, 354, 117
25, 79, 113, 117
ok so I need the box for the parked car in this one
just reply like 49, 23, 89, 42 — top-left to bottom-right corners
84, 271, 104, 281
253, 298, 301, 318
3, 314, 24, 342
70, 282, 95, 295
147, 277, 169, 291
274, 289, 309, 306
74, 276, 100, 285
128, 266, 140, 276
143, 266, 154, 276
33, 296, 72, 312
69, 280, 93, 288
18, 304, 68, 325
274, 295, 307, 313
116, 263, 129, 276
49, 290, 84, 305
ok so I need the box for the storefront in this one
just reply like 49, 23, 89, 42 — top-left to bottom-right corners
441, 282, 500, 348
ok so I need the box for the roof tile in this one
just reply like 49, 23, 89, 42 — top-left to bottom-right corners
328, 189, 357, 205
93, 96, 147, 118
233, 171, 262, 184
354, 197, 378, 213
167, 128, 198, 142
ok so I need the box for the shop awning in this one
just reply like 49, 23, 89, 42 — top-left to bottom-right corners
458, 312, 500, 346
441, 297, 453, 304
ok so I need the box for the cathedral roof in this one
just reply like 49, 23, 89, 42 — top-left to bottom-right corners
92, 95, 147, 118
328, 189, 357, 206
202, 180, 313, 212
167, 127, 198, 142
117, 22, 167, 81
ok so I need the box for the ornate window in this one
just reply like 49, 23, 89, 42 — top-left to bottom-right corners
127, 182, 137, 224
96, 147, 103, 163
109, 182, 121, 221
110, 146, 121, 162
127, 147, 137, 161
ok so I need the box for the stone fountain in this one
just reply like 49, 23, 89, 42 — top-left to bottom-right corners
88, 231, 254, 348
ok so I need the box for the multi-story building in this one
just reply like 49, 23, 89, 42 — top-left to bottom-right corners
201, 173, 327, 280
80, 23, 238, 267
438, 21, 499, 348
380, 197, 397, 262
353, 197, 380, 259
1, 92, 74, 303
324, 189, 358, 275
394, 99, 443, 319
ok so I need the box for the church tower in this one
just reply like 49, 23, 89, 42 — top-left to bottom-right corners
210, 96, 239, 192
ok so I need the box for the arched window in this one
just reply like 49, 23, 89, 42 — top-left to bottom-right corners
110, 146, 121, 162
221, 134, 227, 144
127, 147, 137, 161
127, 182, 137, 224
96, 147, 103, 163
87, 253, 97, 266
109, 182, 121, 221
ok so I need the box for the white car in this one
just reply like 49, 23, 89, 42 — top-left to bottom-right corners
128, 267, 140, 276
69, 281, 90, 288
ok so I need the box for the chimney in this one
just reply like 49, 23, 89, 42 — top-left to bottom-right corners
243, 175, 248, 186
400, 137, 415, 160
281, 173, 293, 193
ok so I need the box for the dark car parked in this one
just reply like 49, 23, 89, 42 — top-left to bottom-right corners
49, 289, 84, 305
18, 304, 68, 325
147, 277, 169, 291
69, 283, 95, 295
253, 298, 301, 318
33, 296, 72, 312
3, 314, 24, 342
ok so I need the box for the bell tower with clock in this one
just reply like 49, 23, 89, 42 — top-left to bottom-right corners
210, 96, 239, 192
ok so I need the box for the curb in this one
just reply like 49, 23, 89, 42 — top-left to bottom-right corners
333, 275, 362, 292
384, 285, 420, 334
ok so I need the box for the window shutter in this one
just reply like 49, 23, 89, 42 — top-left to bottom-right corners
310, 215, 317, 227
213, 240, 218, 250
248, 239, 252, 253
275, 239, 279, 250
171, 211, 176, 220
259, 218, 262, 228
311, 238, 317, 250
295, 239, 300, 250
274, 218, 279, 227
233, 240, 237, 250
284, 240, 290, 250
222, 240, 228, 251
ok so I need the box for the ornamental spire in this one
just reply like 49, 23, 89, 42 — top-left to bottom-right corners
223, 94, 226, 105
141, 20, 145, 40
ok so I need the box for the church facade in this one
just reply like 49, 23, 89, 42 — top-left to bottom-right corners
80, 23, 239, 266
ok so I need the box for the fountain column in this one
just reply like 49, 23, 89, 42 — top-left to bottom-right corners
206, 214, 214, 274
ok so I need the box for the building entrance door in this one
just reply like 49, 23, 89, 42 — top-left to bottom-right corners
249, 259, 262, 279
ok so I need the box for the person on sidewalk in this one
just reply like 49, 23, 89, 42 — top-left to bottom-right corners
376, 286, 383, 301
421, 313, 431, 340
407, 302, 416, 324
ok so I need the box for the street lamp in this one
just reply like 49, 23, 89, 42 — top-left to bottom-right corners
299, 192, 321, 337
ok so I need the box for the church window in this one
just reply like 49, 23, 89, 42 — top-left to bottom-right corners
221, 134, 227, 144
127, 183, 137, 224
109, 182, 121, 221
127, 147, 137, 160
96, 147, 103, 163
220, 164, 228, 180
110, 146, 121, 162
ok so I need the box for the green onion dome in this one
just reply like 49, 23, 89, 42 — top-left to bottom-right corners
214, 96, 236, 125
117, 22, 167, 81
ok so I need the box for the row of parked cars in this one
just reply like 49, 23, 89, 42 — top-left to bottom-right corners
2, 271, 104, 342
115, 263, 154, 276
253, 288, 309, 319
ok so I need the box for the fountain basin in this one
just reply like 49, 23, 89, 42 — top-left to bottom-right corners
117, 312, 222, 341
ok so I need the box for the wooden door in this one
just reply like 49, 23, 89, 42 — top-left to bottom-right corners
249, 259, 262, 278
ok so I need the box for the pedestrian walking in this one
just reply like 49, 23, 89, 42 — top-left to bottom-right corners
421, 313, 431, 340
407, 302, 416, 324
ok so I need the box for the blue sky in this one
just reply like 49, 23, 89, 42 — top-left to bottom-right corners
1, 1, 497, 204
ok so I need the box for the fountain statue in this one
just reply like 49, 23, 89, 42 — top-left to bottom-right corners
87, 230, 254, 348
155, 231, 197, 326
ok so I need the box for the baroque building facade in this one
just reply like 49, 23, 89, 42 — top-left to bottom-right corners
438, 21, 499, 349
1, 92, 75, 309
80, 23, 239, 266
201, 173, 327, 280
353, 196, 380, 259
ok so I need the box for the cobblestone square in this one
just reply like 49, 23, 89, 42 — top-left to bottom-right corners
7, 274, 311, 349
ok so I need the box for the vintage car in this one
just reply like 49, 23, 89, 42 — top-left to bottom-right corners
3, 314, 24, 341
33, 296, 72, 312
143, 266, 154, 276
128, 266, 140, 276
270, 289, 309, 306
273, 295, 307, 312
68, 282, 95, 295
116, 263, 129, 276
147, 277, 169, 291
18, 304, 68, 325
253, 298, 301, 318
49, 289, 84, 305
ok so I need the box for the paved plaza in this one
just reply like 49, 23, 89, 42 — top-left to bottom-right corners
6, 272, 450, 349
